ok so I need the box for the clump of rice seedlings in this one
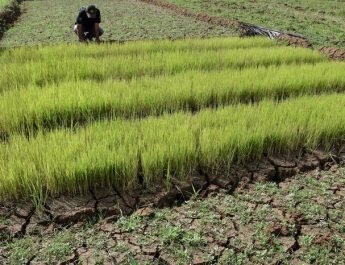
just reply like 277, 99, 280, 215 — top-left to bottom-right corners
2, 61, 344, 135
2, 93, 345, 200
0, 45, 324, 92
1, 37, 277, 64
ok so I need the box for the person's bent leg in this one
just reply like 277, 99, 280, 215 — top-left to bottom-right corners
75, 24, 86, 42
99, 27, 104, 36
73, 24, 78, 35
88, 26, 103, 42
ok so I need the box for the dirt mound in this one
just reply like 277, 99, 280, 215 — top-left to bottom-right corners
319, 46, 345, 60
277, 33, 311, 48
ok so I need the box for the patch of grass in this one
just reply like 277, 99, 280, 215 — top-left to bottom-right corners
254, 222, 280, 250
0, 216, 10, 226
85, 232, 108, 251
219, 249, 250, 265
117, 214, 144, 232
38, 231, 76, 264
255, 204, 274, 221
298, 202, 327, 222
113, 241, 131, 253
302, 245, 334, 264
224, 197, 253, 224
5, 237, 38, 265
167, 0, 345, 48
159, 224, 184, 245
253, 182, 280, 197
182, 230, 207, 247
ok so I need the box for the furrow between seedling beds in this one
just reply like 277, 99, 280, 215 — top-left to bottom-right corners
1, 93, 345, 200
0, 46, 324, 92
1, 61, 345, 136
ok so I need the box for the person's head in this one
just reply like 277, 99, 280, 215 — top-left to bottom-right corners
86, 4, 97, 18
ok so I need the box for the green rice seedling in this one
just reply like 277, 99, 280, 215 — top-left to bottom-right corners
0, 37, 277, 65
0, 120, 140, 199
198, 95, 345, 175
2, 94, 345, 201
1, 61, 344, 135
0, 45, 325, 92
0, 37, 336, 202
139, 113, 198, 185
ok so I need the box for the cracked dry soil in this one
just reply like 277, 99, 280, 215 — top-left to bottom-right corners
1, 148, 345, 264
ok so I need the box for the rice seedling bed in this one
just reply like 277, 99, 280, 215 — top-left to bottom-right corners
1, 37, 276, 64
1, 61, 345, 136
1, 37, 345, 203
0, 45, 324, 93
2, 93, 345, 200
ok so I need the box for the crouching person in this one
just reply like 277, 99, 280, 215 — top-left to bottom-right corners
74, 5, 104, 43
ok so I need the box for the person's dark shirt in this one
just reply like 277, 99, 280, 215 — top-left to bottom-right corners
75, 8, 101, 30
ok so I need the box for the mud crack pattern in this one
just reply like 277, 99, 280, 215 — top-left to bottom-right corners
1, 149, 345, 264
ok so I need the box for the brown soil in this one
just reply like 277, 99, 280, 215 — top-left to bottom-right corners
2, 149, 345, 263
319, 46, 345, 60
0, 147, 343, 239
277, 33, 311, 48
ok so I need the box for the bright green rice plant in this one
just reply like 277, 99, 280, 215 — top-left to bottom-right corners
0, 37, 277, 64
2, 61, 344, 135
2, 94, 345, 200
0, 45, 325, 92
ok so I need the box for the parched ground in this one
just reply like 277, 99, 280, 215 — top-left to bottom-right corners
0, 0, 237, 47
1, 165, 345, 264
164, 0, 345, 49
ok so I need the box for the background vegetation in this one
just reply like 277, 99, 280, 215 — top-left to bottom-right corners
0, 0, 11, 10
167, 0, 345, 48
0, 0, 236, 46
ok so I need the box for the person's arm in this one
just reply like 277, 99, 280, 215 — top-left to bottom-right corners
94, 23, 100, 43
77, 24, 86, 42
